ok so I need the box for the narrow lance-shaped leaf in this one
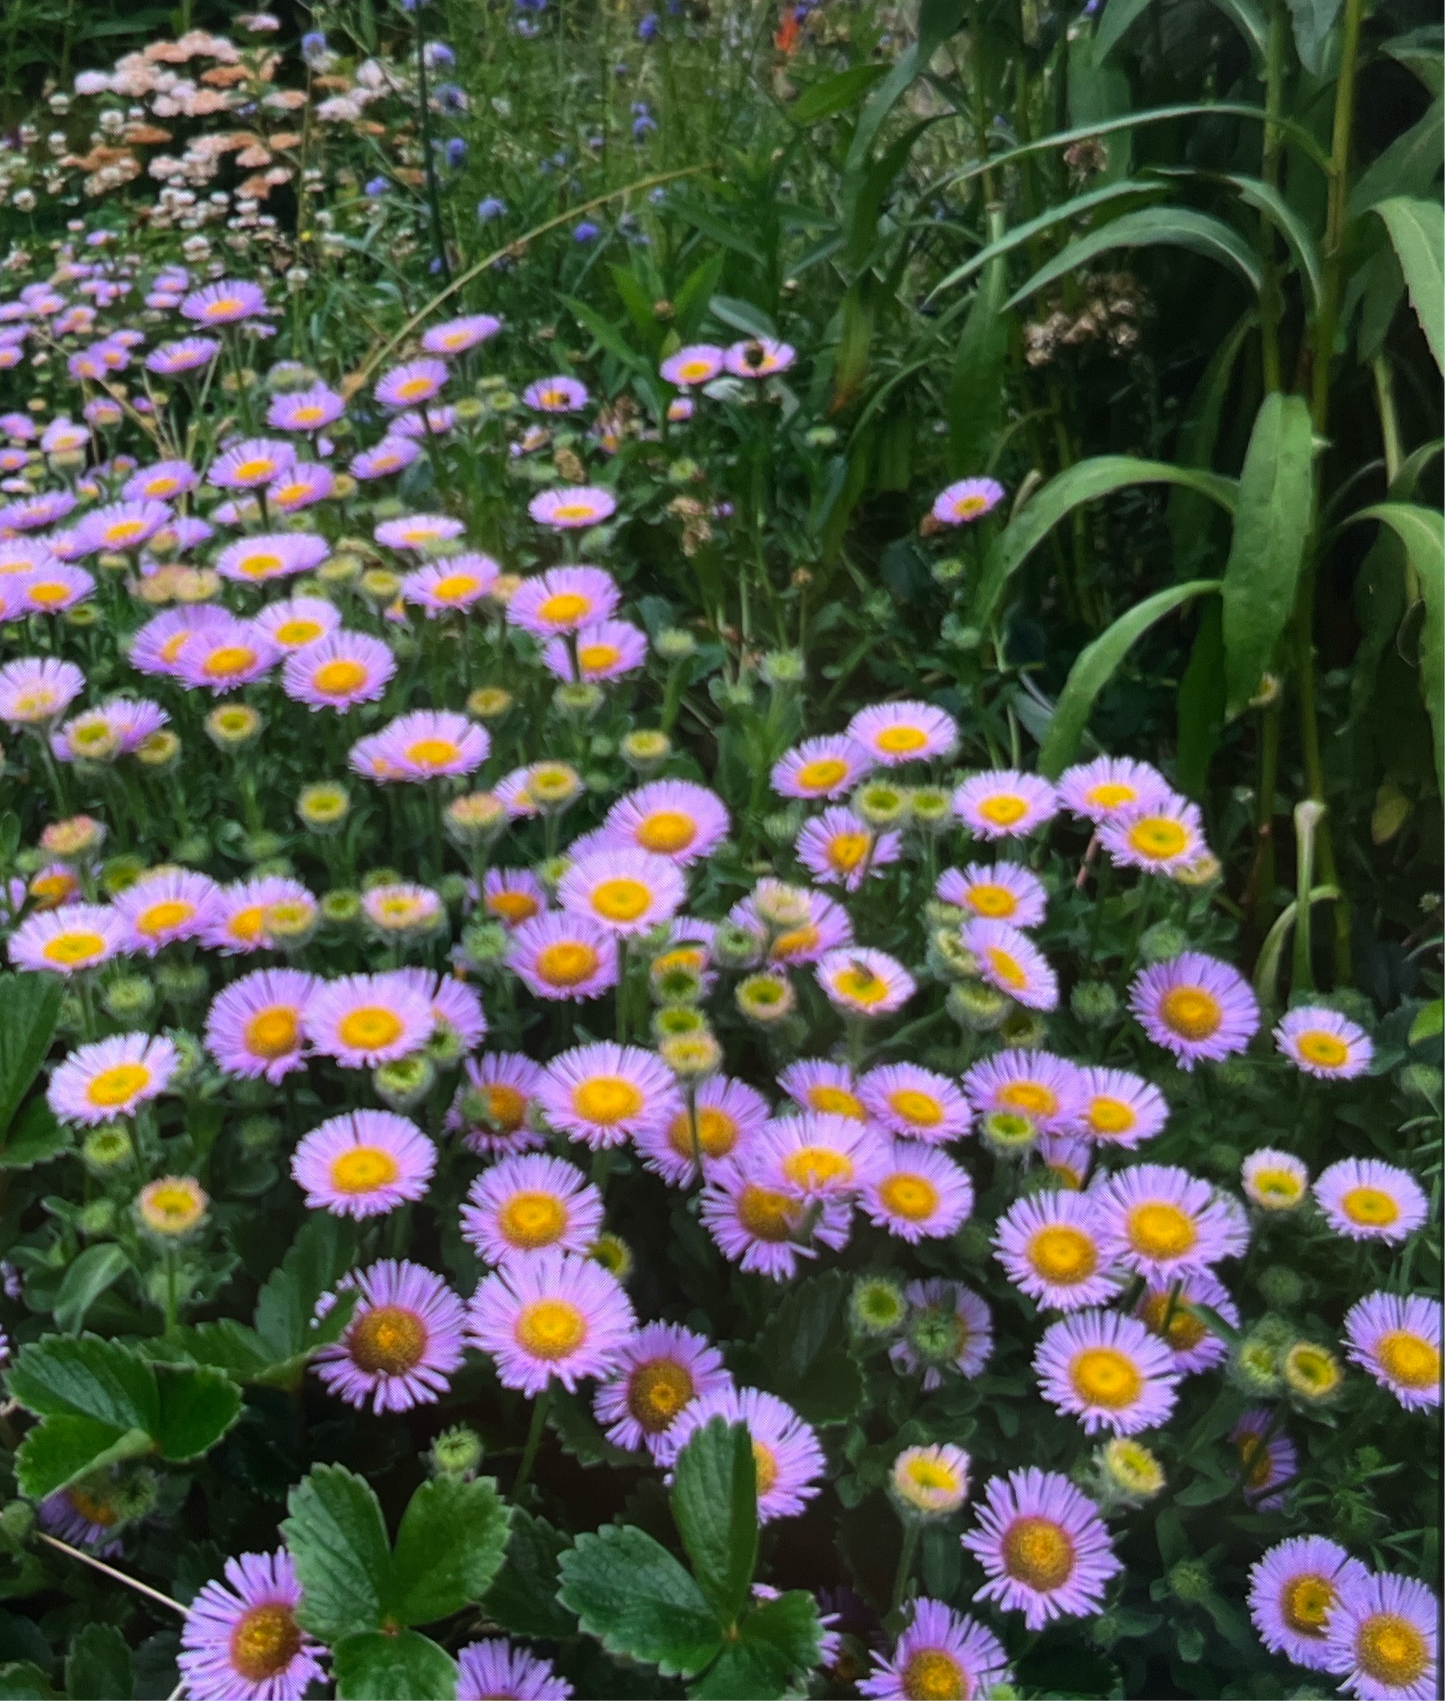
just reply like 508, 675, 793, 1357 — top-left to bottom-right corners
1220, 392, 1316, 718
1038, 580, 1222, 776
1374, 198, 1444, 373
0, 972, 63, 1136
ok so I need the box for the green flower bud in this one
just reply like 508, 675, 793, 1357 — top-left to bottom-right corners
430, 1424, 485, 1479
849, 1276, 907, 1337
373, 1055, 435, 1111
1070, 981, 1119, 1027
102, 975, 155, 1023
1139, 921, 1189, 963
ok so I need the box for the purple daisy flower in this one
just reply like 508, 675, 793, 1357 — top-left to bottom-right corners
770, 734, 873, 801
890, 1279, 993, 1389
754, 1111, 889, 1201
421, 314, 503, 357
965, 917, 1059, 1011
1275, 1005, 1374, 1080
722, 338, 794, 378
1057, 755, 1172, 824
857, 1062, 971, 1143
403, 553, 500, 616
541, 618, 648, 683
73, 498, 172, 555
557, 847, 685, 937
509, 912, 619, 1002
699, 1167, 851, 1281
266, 383, 345, 433
468, 1247, 636, 1396
962, 1048, 1085, 1135
13, 563, 94, 616
204, 967, 315, 1083
930, 477, 1005, 525
1129, 950, 1260, 1069
47, 1031, 178, 1126
1077, 1066, 1169, 1148
861, 1140, 974, 1242
523, 374, 589, 412
180, 278, 268, 325
777, 1062, 865, 1122
113, 868, 223, 954
214, 532, 330, 585
177, 1549, 324, 1701
1095, 1163, 1249, 1282
507, 565, 620, 637
8, 902, 125, 977
816, 947, 915, 1018
953, 769, 1058, 839
635, 1074, 770, 1186
1248, 1535, 1370, 1673
349, 709, 490, 783
374, 512, 467, 553
349, 436, 421, 480
936, 861, 1048, 928
282, 630, 397, 712
1034, 1308, 1180, 1435
0, 657, 85, 725
456, 1640, 572, 1701
448, 1053, 547, 1157
253, 597, 342, 653
661, 1385, 822, 1522
602, 780, 729, 867
1325, 1571, 1438, 1700
268, 462, 336, 512
302, 971, 436, 1067
123, 460, 200, 503
481, 868, 547, 929
374, 357, 449, 411
1132, 1269, 1239, 1375
1314, 1158, 1428, 1244
1342, 1292, 1441, 1411
145, 336, 221, 375
593, 1321, 733, 1456
964, 1468, 1122, 1630
845, 700, 957, 766
291, 1110, 437, 1219
315, 1259, 466, 1413
536, 1041, 682, 1151
461, 1153, 604, 1264
396, 967, 487, 1052
205, 877, 317, 955
529, 485, 617, 529
859, 1599, 1010, 1701
209, 438, 296, 489
1099, 794, 1209, 875
994, 1189, 1121, 1312
1232, 1407, 1297, 1509
795, 806, 900, 891
659, 345, 726, 387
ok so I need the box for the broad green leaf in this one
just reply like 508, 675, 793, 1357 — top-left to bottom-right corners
1384, 26, 1445, 97
557, 1524, 723, 1677
0, 974, 62, 1137
0, 1100, 69, 1171
14, 1415, 153, 1501
970, 457, 1238, 632
737, 1270, 864, 1425
1409, 1000, 1443, 1048
1093, 0, 1153, 63
6, 1336, 157, 1432
282, 1465, 391, 1642
482, 1511, 576, 1639
143, 1319, 272, 1380
1349, 99, 1443, 217
948, 208, 1010, 474
0, 1664, 58, 1700
153, 1365, 242, 1462
1374, 198, 1444, 372
1038, 580, 1221, 776
1169, 308, 1257, 578
787, 63, 889, 124
253, 1214, 359, 1362
672, 252, 726, 339
1221, 393, 1316, 717
691, 1592, 824, 1700
388, 1476, 511, 1628
1205, 0, 1269, 58
1005, 206, 1263, 310
332, 1630, 456, 1701
671, 1420, 757, 1626
931, 179, 1166, 299
1286, 0, 1343, 72
53, 1245, 130, 1336
65, 1623, 132, 1701
1070, 32, 1133, 180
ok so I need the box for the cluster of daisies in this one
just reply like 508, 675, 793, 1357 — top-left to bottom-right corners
0, 234, 1437, 1701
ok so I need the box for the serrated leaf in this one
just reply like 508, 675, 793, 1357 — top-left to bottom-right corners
482, 1511, 576, 1639
153, 1365, 242, 1461
387, 1476, 511, 1628
282, 1465, 391, 1642
0, 1663, 57, 1700
143, 1319, 272, 1380
6, 1336, 157, 1431
53, 1245, 131, 1336
690, 1593, 823, 1700
0, 973, 62, 1137
332, 1630, 456, 1701
557, 1524, 723, 1677
1220, 393, 1316, 717
65, 1623, 132, 1701
0, 1100, 69, 1171
670, 1420, 757, 1626
14, 1416, 153, 1500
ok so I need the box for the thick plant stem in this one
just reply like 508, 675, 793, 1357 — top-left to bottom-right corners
513, 1383, 552, 1498
1258, 0, 1287, 392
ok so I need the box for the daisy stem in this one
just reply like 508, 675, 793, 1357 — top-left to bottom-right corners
513, 1382, 552, 1499
164, 1248, 178, 1335
890, 1521, 920, 1613
686, 1083, 702, 1182
1159, 1277, 1183, 1338
616, 938, 629, 1044
35, 1533, 185, 1616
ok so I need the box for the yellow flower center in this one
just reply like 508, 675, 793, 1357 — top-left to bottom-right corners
350, 1304, 427, 1375
806, 1084, 865, 1119
395, 376, 434, 401
770, 923, 819, 961
515, 1298, 586, 1359
736, 1184, 799, 1242
136, 898, 194, 938
41, 930, 105, 966
432, 573, 481, 602
1237, 1434, 1274, 1489
1138, 1290, 1207, 1350
888, 1088, 942, 1127
874, 724, 927, 755
203, 644, 258, 679
1296, 1030, 1350, 1069
486, 892, 538, 926
1341, 1187, 1399, 1227
998, 1081, 1056, 1118
232, 457, 275, 481
1376, 1330, 1440, 1389
878, 1172, 939, 1220
1071, 1347, 1143, 1408
984, 944, 1027, 991
636, 811, 696, 854
244, 1007, 299, 1059
86, 1062, 151, 1107
626, 1359, 695, 1431
578, 643, 621, 672
336, 1007, 404, 1051
405, 737, 460, 769
1128, 1201, 1197, 1259
1356, 1614, 1430, 1687
1002, 1516, 1075, 1590
1127, 817, 1190, 858
794, 757, 848, 792
141, 1183, 204, 1230
752, 1440, 778, 1496
237, 552, 283, 579
312, 658, 368, 695
229, 1603, 303, 1685
1088, 1097, 1136, 1137
535, 941, 599, 987
666, 1105, 738, 1160
482, 1083, 528, 1133
537, 591, 590, 625
1251, 1167, 1304, 1205
1086, 781, 1138, 811
573, 1076, 643, 1125
498, 1190, 568, 1249
781, 1146, 853, 1189
1158, 987, 1222, 1041
966, 883, 1017, 918
591, 878, 651, 923
832, 965, 889, 1005
826, 831, 870, 873
330, 1147, 400, 1194
66, 1486, 119, 1528
1029, 1225, 1097, 1283
1279, 1573, 1334, 1637
900, 1650, 966, 1701
28, 580, 71, 608
977, 793, 1028, 826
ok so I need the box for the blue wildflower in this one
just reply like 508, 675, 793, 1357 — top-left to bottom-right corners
477, 197, 508, 221
573, 220, 600, 243
638, 12, 659, 38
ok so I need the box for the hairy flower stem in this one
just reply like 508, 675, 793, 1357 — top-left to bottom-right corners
513, 1382, 553, 1499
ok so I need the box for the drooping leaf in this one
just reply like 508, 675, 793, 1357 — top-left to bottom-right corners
556, 1524, 723, 1677
1218, 392, 1316, 717
387, 1476, 512, 1628
1168, 308, 1257, 579
971, 457, 1238, 632
1038, 580, 1222, 775
1374, 198, 1444, 372
482, 1511, 577, 1639
65, 1623, 132, 1701
670, 1420, 757, 1626
331, 1630, 457, 1701
53, 1245, 131, 1336
282, 1465, 391, 1642
0, 973, 62, 1136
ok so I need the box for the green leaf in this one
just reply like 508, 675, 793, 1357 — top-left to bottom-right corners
707, 295, 776, 341
1409, 999, 1443, 1048
1006, 206, 1263, 310
947, 211, 1010, 474
557, 1524, 723, 1678
6, 1336, 157, 1431
1176, 598, 1227, 798
143, 1319, 272, 1381
1374, 198, 1444, 373
1221, 393, 1316, 717
1286, 0, 1344, 74
843, 0, 965, 175
1204, 0, 1268, 57
787, 63, 889, 124
670, 1420, 757, 1626
253, 1214, 359, 1363
0, 1664, 58, 1700
970, 456, 1238, 632
739, 1270, 864, 1425
53, 1245, 131, 1336
1038, 580, 1221, 776
561, 295, 646, 372
387, 1476, 511, 1628
0, 1100, 69, 1171
13, 1415, 152, 1501
0, 974, 62, 1137
282, 1465, 391, 1642
65, 1623, 132, 1701
332, 1631, 456, 1701
1093, 0, 1153, 62
672, 252, 726, 340
153, 1365, 242, 1462
482, 1511, 576, 1639
1169, 307, 1258, 578
1349, 99, 1443, 217
690, 1593, 823, 1701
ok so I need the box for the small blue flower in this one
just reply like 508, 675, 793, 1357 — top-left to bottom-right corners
365, 177, 389, 197
424, 40, 455, 66
477, 196, 508, 221
445, 137, 467, 166
573, 220, 600, 243
300, 30, 328, 65
638, 11, 659, 37
648, 186, 668, 206
632, 115, 656, 139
